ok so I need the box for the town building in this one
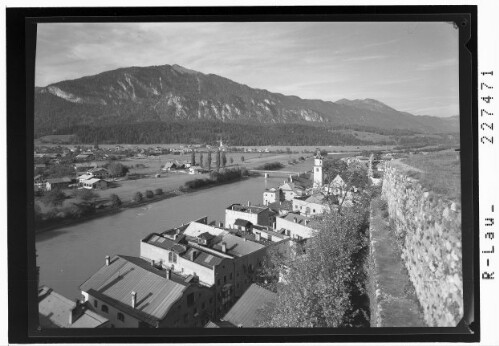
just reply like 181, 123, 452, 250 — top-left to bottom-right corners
38, 286, 109, 328
275, 212, 315, 241
292, 193, 330, 216
225, 203, 276, 229
220, 283, 276, 327
263, 187, 281, 206
188, 165, 203, 175
80, 254, 214, 328
140, 218, 288, 318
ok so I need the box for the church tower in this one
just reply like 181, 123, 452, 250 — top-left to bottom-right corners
313, 149, 324, 188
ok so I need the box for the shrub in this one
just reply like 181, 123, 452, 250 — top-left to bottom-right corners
41, 189, 67, 207
155, 188, 163, 195
133, 192, 143, 202
145, 190, 154, 198
110, 194, 122, 207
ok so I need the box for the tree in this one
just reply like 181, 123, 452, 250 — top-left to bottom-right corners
258, 206, 369, 328
199, 153, 204, 167
155, 188, 163, 195
229, 157, 234, 165
322, 159, 369, 213
191, 150, 196, 165
145, 190, 154, 198
221, 151, 227, 167
241, 155, 245, 163
215, 150, 221, 171
133, 191, 143, 202
207, 151, 212, 169
110, 194, 122, 207
107, 162, 129, 177
41, 189, 66, 207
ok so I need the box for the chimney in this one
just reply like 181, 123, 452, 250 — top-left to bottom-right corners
247, 201, 251, 207
69, 299, 83, 325
219, 221, 224, 228
131, 291, 137, 308
294, 217, 297, 223
273, 222, 276, 230
166, 269, 171, 280
151, 259, 156, 267
221, 242, 227, 253
105, 255, 110, 266
190, 250, 197, 261
289, 175, 293, 182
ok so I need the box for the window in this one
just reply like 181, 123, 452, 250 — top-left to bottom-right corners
117, 312, 125, 322
184, 313, 188, 323
101, 305, 109, 313
93, 300, 98, 308
229, 273, 233, 280
224, 276, 227, 284
217, 279, 221, 285
187, 293, 194, 307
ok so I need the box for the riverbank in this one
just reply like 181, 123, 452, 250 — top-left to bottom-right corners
35, 174, 254, 234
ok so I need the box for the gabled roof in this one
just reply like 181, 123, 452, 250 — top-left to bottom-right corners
80, 255, 189, 325
38, 286, 108, 328
222, 284, 276, 327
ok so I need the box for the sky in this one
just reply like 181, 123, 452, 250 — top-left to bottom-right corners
36, 22, 459, 117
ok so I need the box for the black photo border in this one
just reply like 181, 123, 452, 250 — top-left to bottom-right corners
7, 5, 478, 343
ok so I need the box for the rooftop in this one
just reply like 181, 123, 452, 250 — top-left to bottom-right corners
80, 255, 190, 325
222, 284, 276, 327
212, 233, 266, 257
281, 212, 312, 226
38, 286, 108, 328
227, 204, 269, 214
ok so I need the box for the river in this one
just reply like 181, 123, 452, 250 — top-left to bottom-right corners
36, 159, 315, 299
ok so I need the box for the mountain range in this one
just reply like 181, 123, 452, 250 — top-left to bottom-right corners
34, 64, 459, 140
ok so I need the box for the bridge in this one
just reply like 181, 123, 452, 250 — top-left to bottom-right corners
249, 170, 309, 177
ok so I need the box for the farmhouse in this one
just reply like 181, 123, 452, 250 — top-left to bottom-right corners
45, 177, 72, 191
81, 178, 108, 190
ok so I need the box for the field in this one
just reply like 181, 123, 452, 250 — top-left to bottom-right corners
400, 149, 461, 202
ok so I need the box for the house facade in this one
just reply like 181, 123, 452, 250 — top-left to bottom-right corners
80, 255, 215, 328
275, 212, 315, 240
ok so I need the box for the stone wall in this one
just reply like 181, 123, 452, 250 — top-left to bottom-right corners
381, 163, 463, 326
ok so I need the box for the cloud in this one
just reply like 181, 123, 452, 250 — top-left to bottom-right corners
416, 58, 458, 71
343, 55, 390, 62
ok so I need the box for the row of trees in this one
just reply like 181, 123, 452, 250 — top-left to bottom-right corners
191, 150, 240, 170
183, 166, 248, 190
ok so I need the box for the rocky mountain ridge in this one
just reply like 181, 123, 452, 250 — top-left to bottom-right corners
34, 64, 460, 136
